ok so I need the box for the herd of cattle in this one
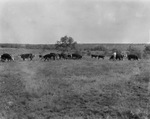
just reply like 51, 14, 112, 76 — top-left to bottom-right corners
91, 54, 139, 60
0, 52, 139, 62
0, 53, 83, 62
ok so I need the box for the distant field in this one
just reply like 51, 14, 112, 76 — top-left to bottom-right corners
0, 43, 147, 51
0, 48, 149, 119
77, 43, 146, 51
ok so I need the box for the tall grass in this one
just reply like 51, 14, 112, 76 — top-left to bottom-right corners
0, 58, 149, 118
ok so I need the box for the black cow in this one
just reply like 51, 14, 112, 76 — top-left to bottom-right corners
91, 54, 98, 58
127, 54, 138, 60
20, 53, 35, 61
109, 54, 123, 61
1, 53, 14, 62
57, 53, 64, 59
116, 54, 124, 60
41, 54, 51, 61
98, 55, 105, 59
72, 53, 82, 59
39, 55, 43, 58
58, 53, 68, 59
49, 53, 57, 60
67, 54, 72, 59
42, 53, 57, 61
109, 55, 114, 60
39, 55, 44, 60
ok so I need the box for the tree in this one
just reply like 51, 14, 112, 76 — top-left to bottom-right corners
143, 45, 150, 59
55, 36, 77, 52
144, 45, 150, 53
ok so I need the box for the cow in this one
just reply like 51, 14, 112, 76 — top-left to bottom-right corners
127, 54, 138, 60
116, 54, 124, 60
67, 54, 72, 59
19, 53, 35, 61
1, 53, 14, 62
57, 53, 64, 59
98, 55, 105, 59
110, 53, 124, 61
49, 53, 57, 60
72, 53, 82, 59
39, 55, 44, 60
91, 54, 98, 58
58, 53, 68, 59
39, 55, 43, 58
41, 53, 57, 61
113, 52, 117, 60
109, 55, 114, 60
41, 54, 51, 61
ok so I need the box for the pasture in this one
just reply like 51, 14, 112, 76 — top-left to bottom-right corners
0, 48, 150, 119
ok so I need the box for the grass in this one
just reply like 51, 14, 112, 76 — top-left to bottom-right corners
0, 51, 149, 118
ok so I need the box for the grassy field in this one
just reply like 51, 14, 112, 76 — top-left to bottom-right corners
0, 48, 150, 119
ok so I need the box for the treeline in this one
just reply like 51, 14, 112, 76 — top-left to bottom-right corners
0, 43, 55, 49
83, 44, 150, 59
0, 43, 145, 51
0, 43, 150, 59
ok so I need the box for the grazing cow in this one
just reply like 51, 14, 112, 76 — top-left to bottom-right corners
20, 53, 35, 61
72, 53, 82, 59
127, 54, 138, 60
1, 53, 14, 62
109, 55, 114, 60
91, 54, 98, 58
42, 53, 57, 61
57, 53, 63, 59
116, 54, 124, 60
98, 55, 105, 59
41, 54, 51, 61
58, 53, 68, 59
110, 53, 123, 61
39, 55, 43, 60
55, 53, 60, 60
49, 53, 57, 60
67, 54, 72, 59
39, 55, 43, 58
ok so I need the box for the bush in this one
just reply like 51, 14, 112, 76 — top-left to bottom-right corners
127, 45, 143, 59
90, 46, 108, 56
86, 50, 91, 56
143, 45, 150, 59
111, 48, 122, 54
92, 45, 107, 51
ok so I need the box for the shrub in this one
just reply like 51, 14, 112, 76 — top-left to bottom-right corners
92, 45, 107, 51
111, 48, 122, 54
86, 50, 91, 56
127, 45, 143, 59
143, 45, 150, 59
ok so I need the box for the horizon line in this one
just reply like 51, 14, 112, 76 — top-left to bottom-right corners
0, 43, 148, 45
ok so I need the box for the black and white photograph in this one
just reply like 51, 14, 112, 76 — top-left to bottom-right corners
0, 0, 150, 118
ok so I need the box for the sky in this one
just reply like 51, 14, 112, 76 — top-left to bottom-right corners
0, 0, 150, 44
